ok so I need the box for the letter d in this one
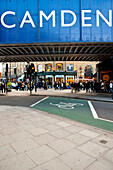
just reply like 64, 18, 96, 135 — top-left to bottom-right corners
61, 10, 77, 27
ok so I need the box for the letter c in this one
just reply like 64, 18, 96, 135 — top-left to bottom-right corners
1, 11, 16, 28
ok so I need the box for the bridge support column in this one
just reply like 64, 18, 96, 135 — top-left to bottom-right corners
96, 64, 100, 82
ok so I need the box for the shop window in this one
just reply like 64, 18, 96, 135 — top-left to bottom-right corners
56, 63, 63, 71
45, 64, 52, 72
67, 64, 73, 72
84, 65, 93, 78
37, 65, 42, 72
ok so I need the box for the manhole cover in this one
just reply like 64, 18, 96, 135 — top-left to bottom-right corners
99, 140, 107, 144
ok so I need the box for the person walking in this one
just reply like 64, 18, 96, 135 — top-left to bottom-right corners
22, 82, 25, 91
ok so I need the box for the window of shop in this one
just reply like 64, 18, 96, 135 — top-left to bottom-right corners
56, 63, 63, 71
84, 65, 93, 78
45, 64, 52, 72
37, 64, 42, 72
67, 64, 73, 72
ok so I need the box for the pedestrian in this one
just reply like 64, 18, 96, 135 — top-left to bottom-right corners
22, 82, 25, 91
2, 81, 5, 93
109, 80, 113, 93
71, 82, 74, 93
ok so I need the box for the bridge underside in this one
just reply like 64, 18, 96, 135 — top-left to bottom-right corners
0, 42, 113, 62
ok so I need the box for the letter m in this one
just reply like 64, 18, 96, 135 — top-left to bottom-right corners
40, 10, 55, 27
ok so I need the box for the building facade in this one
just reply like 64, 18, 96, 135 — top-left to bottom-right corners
2, 61, 97, 84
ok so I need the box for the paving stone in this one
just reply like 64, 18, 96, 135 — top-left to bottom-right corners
78, 141, 109, 159
11, 138, 40, 153
49, 129, 71, 139
26, 145, 59, 165
48, 139, 77, 154
85, 157, 113, 170
0, 127, 19, 136
79, 129, 100, 138
33, 133, 57, 145
103, 148, 113, 163
66, 133, 90, 145
64, 125, 83, 133
32, 120, 49, 128
27, 127, 48, 136
92, 135, 113, 149
57, 122, 71, 127
32, 158, 71, 170
44, 117, 60, 124
43, 124, 61, 131
58, 148, 95, 170
10, 131, 33, 141
0, 135, 14, 146
0, 145, 16, 161
0, 153, 36, 170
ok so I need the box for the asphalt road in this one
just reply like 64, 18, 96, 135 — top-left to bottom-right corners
0, 96, 113, 122
92, 101, 113, 121
0, 96, 45, 107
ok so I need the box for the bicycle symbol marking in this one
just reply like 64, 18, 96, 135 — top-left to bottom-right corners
50, 102, 83, 109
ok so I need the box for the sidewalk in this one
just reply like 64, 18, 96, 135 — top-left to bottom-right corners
3, 88, 113, 102
0, 105, 113, 170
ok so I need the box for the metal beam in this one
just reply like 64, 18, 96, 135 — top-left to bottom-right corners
89, 47, 98, 54
0, 49, 9, 55
40, 47, 44, 54
22, 48, 29, 54
64, 47, 67, 53
58, 47, 60, 54
94, 47, 102, 53
79, 47, 85, 53
28, 47, 34, 54
84, 47, 91, 53
46, 47, 49, 53
74, 47, 79, 53
14, 48, 24, 54
4, 48, 14, 55
69, 46, 73, 53
52, 46, 55, 53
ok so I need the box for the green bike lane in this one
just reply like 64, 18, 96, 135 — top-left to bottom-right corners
31, 97, 113, 132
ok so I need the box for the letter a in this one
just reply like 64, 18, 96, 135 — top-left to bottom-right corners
20, 11, 36, 28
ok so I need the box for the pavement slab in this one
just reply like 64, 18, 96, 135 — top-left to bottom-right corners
47, 139, 77, 154
32, 133, 57, 145
11, 138, 40, 154
77, 141, 109, 159
0, 105, 113, 170
26, 145, 59, 165
0, 145, 16, 161
0, 153, 36, 170
103, 149, 113, 163
58, 148, 96, 170
85, 157, 113, 170
32, 158, 71, 170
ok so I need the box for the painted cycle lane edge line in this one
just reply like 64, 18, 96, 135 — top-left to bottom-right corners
88, 101, 113, 123
30, 97, 49, 107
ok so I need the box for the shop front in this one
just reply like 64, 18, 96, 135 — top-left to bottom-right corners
66, 76, 74, 83
55, 75, 64, 82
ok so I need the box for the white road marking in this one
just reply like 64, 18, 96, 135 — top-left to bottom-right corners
88, 101, 98, 119
50, 102, 83, 109
88, 101, 113, 123
30, 97, 49, 107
